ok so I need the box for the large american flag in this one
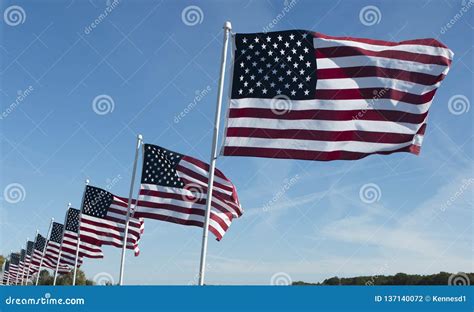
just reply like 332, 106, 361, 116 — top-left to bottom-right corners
80, 185, 144, 256
43, 222, 73, 274
62, 207, 103, 260
222, 30, 453, 161
134, 144, 243, 240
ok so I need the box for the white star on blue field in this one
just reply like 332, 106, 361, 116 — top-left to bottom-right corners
0, 0, 472, 284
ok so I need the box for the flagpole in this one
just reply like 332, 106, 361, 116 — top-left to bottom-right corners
14, 251, 20, 286
6, 252, 11, 286
73, 180, 89, 286
36, 218, 54, 286
20, 238, 28, 285
53, 203, 71, 286
118, 134, 143, 286
25, 230, 38, 285
198, 21, 232, 286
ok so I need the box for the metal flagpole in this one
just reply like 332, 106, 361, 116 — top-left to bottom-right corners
20, 238, 28, 285
14, 251, 20, 286
198, 21, 232, 286
6, 252, 11, 286
53, 203, 71, 285
118, 134, 143, 286
73, 180, 89, 286
36, 218, 54, 286
25, 230, 39, 285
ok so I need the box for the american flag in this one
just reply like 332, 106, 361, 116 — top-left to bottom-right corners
80, 185, 144, 256
43, 222, 73, 274
2, 260, 9, 284
222, 30, 453, 161
134, 144, 243, 241
23, 240, 36, 280
30, 234, 47, 270
9, 253, 20, 284
62, 207, 103, 260
18, 249, 26, 283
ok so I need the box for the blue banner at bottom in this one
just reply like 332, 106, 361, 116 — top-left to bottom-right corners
0, 285, 472, 311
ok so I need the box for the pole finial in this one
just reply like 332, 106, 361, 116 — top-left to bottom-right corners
138, 134, 143, 140
224, 21, 232, 30
85, 179, 90, 185
68, 202, 72, 208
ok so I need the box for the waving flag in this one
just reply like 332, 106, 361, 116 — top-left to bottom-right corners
23, 240, 35, 280
43, 222, 73, 274
2, 260, 9, 285
18, 249, 26, 283
30, 234, 47, 269
222, 30, 453, 161
9, 253, 20, 284
62, 207, 103, 260
79, 185, 144, 256
134, 144, 242, 240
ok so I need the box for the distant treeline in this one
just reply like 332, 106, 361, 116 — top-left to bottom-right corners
293, 272, 473, 286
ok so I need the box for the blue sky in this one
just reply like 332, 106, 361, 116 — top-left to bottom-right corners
0, 0, 472, 285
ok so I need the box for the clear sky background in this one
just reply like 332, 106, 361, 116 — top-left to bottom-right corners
0, 0, 472, 285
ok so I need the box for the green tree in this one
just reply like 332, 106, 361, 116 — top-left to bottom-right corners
293, 272, 474, 286
0, 255, 5, 271
36, 269, 94, 285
